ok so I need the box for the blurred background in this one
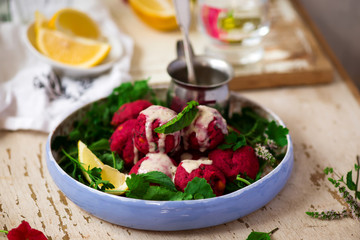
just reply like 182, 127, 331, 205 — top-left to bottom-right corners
299, 0, 360, 88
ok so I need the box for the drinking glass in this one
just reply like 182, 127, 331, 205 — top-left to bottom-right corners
197, 0, 270, 65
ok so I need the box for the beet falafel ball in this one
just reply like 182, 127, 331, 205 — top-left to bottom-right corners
182, 105, 228, 152
111, 100, 152, 127
174, 159, 226, 196
129, 153, 177, 179
133, 105, 181, 154
109, 119, 143, 168
209, 146, 259, 180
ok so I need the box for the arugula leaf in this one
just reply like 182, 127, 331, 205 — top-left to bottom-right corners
98, 152, 124, 171
184, 177, 216, 199
154, 101, 199, 134
89, 139, 110, 151
265, 121, 289, 147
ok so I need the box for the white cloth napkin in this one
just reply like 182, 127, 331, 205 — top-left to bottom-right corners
0, 0, 133, 132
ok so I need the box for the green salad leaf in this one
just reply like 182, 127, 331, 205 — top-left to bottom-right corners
154, 101, 199, 134
265, 121, 289, 147
125, 172, 215, 201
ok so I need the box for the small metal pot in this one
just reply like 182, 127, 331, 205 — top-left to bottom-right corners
167, 41, 234, 113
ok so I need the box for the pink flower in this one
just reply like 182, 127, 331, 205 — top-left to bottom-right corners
7, 221, 47, 240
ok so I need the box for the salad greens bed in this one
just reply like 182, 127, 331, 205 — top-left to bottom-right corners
52, 80, 289, 200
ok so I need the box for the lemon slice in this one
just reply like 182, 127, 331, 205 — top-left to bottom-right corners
49, 8, 101, 40
78, 141, 128, 195
102, 166, 129, 195
34, 11, 48, 36
78, 140, 104, 183
129, 0, 178, 31
36, 28, 111, 68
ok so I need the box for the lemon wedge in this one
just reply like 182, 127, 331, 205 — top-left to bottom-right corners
34, 11, 48, 36
49, 8, 101, 40
129, 0, 178, 31
36, 28, 111, 67
78, 141, 128, 195
78, 140, 104, 183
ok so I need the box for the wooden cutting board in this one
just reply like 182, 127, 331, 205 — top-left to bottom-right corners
227, 0, 334, 90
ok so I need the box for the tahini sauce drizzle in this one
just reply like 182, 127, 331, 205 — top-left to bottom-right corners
181, 159, 213, 174
183, 105, 228, 152
141, 106, 179, 152
138, 153, 177, 178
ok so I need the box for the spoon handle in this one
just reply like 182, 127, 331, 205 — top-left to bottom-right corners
173, 0, 196, 84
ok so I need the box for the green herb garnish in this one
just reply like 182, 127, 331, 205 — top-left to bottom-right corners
125, 172, 215, 201
246, 228, 279, 240
62, 149, 114, 191
306, 156, 360, 220
154, 101, 199, 134
265, 121, 289, 147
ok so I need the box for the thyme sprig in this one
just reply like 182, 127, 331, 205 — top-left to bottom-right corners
306, 156, 360, 221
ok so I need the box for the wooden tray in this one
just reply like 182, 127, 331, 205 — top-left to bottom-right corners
228, 0, 334, 90
121, 0, 333, 90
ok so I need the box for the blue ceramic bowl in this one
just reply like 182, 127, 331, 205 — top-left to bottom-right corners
46, 92, 293, 231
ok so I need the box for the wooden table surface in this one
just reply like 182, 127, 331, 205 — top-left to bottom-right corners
1, 0, 360, 239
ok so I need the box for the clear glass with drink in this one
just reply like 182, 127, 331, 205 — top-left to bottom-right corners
197, 0, 270, 65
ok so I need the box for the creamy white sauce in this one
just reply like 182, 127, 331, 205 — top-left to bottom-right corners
137, 153, 177, 178
140, 105, 179, 152
183, 105, 228, 152
181, 159, 213, 174
133, 138, 139, 164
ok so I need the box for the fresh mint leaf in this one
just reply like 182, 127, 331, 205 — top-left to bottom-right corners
184, 177, 216, 199
265, 121, 289, 147
346, 171, 356, 191
154, 101, 199, 134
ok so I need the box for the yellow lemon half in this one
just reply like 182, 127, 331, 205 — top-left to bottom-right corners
36, 28, 111, 68
78, 141, 128, 195
49, 8, 101, 40
129, 0, 178, 31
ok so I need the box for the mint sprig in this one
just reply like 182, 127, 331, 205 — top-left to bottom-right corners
154, 101, 199, 134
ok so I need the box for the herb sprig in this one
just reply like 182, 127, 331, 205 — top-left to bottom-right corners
306, 156, 360, 221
